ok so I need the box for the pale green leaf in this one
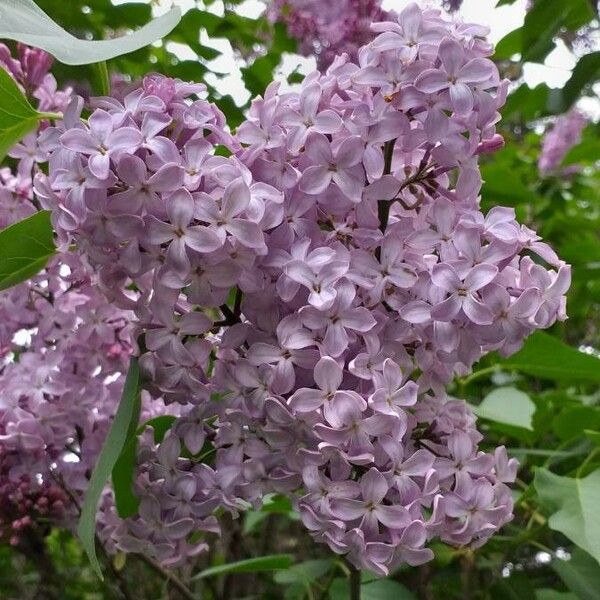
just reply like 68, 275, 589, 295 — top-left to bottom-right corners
0, 0, 181, 65
473, 387, 535, 430
535, 468, 600, 564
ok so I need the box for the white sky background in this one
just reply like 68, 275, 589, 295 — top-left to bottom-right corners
146, 0, 595, 114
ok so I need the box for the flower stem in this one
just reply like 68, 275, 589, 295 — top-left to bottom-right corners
37, 111, 63, 121
94, 61, 111, 96
377, 138, 396, 234
349, 563, 361, 600
576, 447, 600, 478
458, 365, 500, 388
137, 554, 197, 600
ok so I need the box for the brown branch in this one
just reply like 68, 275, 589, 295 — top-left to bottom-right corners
137, 554, 197, 600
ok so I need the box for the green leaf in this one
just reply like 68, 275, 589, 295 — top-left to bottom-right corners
520, 0, 563, 63
0, 0, 181, 65
105, 3, 152, 29
521, 0, 594, 63
112, 415, 176, 519
494, 28, 522, 61
241, 54, 280, 97
509, 448, 588, 458
563, 0, 596, 30
552, 548, 600, 600
141, 416, 177, 444
0, 67, 44, 161
171, 9, 222, 60
77, 357, 140, 578
243, 510, 269, 534
501, 332, 600, 383
217, 95, 246, 129
503, 84, 553, 121
535, 468, 600, 564
560, 52, 600, 111
496, 0, 520, 5
243, 494, 298, 534
553, 407, 600, 441
272, 22, 297, 54
431, 542, 458, 567
192, 554, 293, 580
0, 211, 55, 290
473, 387, 535, 430
259, 494, 295, 514
562, 128, 600, 166
329, 578, 416, 600
481, 163, 535, 206
274, 560, 332, 586
111, 433, 140, 519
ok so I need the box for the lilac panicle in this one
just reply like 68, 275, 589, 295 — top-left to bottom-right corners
1, 3, 570, 574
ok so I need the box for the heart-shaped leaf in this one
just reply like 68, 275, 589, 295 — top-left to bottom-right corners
535, 468, 600, 565
473, 387, 536, 431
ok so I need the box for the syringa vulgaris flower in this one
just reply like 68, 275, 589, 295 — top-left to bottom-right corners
21, 2, 572, 574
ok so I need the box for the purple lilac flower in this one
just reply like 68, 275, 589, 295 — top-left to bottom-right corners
538, 110, 587, 175
3, 3, 572, 574
267, 0, 390, 70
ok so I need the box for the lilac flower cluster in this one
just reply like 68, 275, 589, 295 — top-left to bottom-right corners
100, 406, 223, 566
30, 3, 569, 574
0, 44, 139, 550
267, 0, 390, 70
0, 253, 134, 540
538, 109, 587, 175
0, 43, 72, 230
0, 43, 56, 98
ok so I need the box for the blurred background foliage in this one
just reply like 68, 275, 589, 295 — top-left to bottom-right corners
2, 0, 600, 598
32, 0, 297, 127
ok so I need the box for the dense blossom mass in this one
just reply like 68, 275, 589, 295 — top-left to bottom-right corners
2, 3, 570, 576
0, 43, 136, 550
